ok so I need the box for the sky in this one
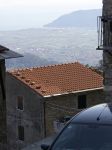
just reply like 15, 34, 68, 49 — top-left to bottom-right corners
0, 0, 102, 9
0, 0, 102, 30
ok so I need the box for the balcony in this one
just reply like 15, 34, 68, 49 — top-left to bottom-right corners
97, 16, 112, 51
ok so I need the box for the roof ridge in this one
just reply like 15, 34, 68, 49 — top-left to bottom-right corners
8, 61, 81, 72
8, 68, 29, 72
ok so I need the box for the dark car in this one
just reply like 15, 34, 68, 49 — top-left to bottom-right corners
41, 103, 112, 150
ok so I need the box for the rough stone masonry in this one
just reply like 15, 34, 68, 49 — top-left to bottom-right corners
103, 0, 112, 102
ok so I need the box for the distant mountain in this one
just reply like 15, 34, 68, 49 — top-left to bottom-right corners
45, 9, 102, 28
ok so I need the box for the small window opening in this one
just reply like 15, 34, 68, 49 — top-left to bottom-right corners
78, 95, 87, 109
110, 21, 112, 33
17, 96, 24, 110
18, 125, 24, 141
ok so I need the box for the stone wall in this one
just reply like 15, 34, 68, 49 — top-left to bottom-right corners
103, 0, 112, 15
103, 0, 112, 102
45, 89, 105, 136
6, 72, 105, 149
0, 60, 7, 150
6, 73, 44, 150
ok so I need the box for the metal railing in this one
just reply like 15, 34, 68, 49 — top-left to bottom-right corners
97, 16, 112, 51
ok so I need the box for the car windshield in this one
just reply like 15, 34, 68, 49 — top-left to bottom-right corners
50, 123, 112, 150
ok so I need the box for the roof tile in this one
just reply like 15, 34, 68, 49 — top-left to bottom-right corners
8, 62, 103, 96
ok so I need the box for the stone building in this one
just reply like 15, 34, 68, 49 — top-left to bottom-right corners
6, 62, 104, 149
0, 45, 21, 150
97, 0, 112, 102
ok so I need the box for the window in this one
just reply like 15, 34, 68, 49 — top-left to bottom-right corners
51, 123, 112, 150
78, 95, 87, 109
110, 21, 112, 32
18, 125, 24, 141
17, 96, 24, 110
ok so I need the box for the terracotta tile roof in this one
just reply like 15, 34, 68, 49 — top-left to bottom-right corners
8, 62, 103, 96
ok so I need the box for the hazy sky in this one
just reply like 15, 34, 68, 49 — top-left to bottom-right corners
0, 0, 102, 11
0, 0, 102, 8
0, 0, 102, 30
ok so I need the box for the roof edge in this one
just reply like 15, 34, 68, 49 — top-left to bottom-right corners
7, 61, 81, 71
44, 87, 104, 98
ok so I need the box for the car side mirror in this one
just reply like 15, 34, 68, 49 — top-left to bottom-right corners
41, 144, 50, 150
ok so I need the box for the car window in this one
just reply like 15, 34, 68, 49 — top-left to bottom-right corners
50, 123, 112, 150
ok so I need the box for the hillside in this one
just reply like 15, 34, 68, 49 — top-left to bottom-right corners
45, 9, 102, 28
6, 53, 57, 69
0, 27, 102, 69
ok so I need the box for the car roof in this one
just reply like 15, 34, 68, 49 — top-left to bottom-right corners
72, 103, 112, 125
